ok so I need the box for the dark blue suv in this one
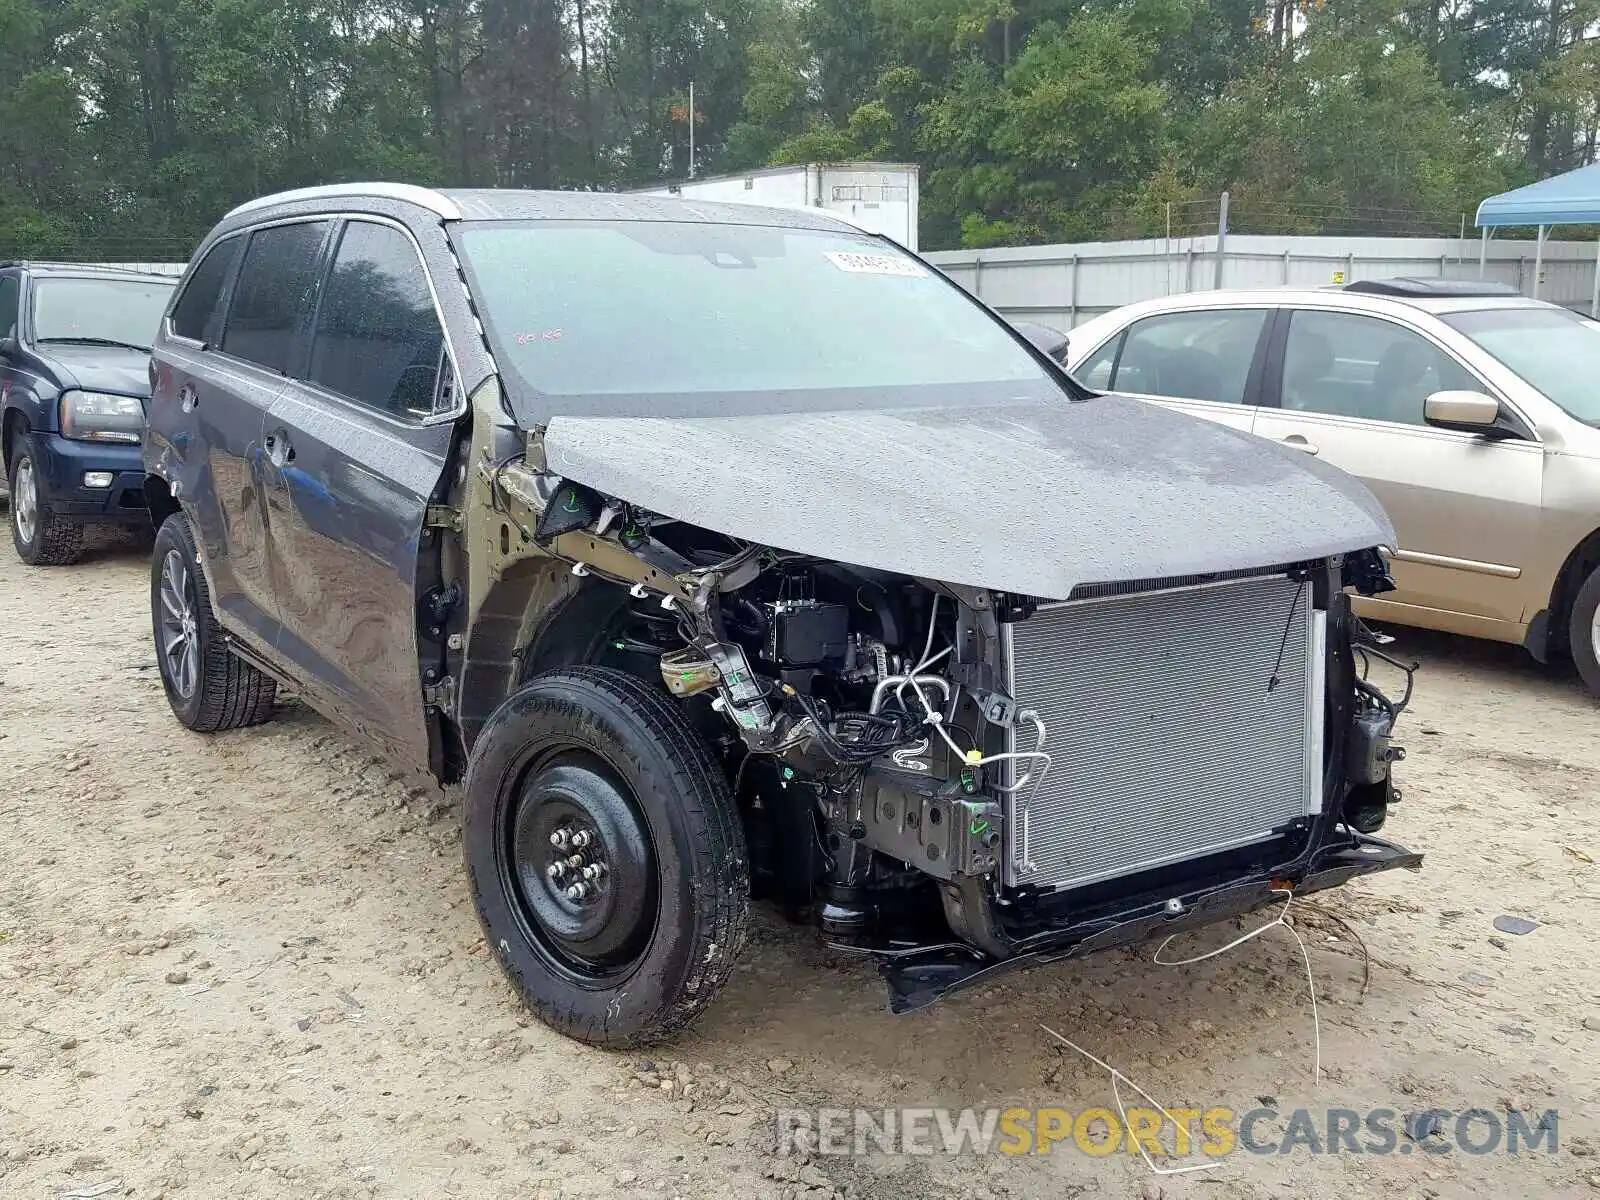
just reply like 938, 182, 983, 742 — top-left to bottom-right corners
0, 262, 177, 564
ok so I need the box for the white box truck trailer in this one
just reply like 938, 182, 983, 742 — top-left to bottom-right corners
634, 162, 920, 252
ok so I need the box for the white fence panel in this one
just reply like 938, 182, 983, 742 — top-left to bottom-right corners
926, 234, 1600, 329
94, 262, 189, 276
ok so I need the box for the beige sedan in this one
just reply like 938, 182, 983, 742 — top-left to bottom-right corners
1059, 278, 1600, 696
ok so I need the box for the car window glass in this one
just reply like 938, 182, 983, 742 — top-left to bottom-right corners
1109, 309, 1266, 404
308, 221, 445, 420
453, 221, 1049, 403
33, 278, 176, 350
222, 221, 331, 373
1282, 310, 1479, 425
171, 237, 242, 343
1074, 335, 1119, 389
1442, 306, 1600, 425
0, 275, 19, 339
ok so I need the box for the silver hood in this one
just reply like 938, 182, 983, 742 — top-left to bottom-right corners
542, 393, 1394, 600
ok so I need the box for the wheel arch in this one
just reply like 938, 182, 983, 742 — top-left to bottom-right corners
458, 560, 655, 754
1, 404, 26, 469
143, 473, 182, 532
1537, 525, 1600, 660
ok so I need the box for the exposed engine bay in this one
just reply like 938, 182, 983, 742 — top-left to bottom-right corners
479, 447, 1421, 1012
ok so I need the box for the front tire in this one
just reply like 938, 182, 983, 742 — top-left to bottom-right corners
463, 666, 749, 1047
1569, 563, 1600, 698
151, 513, 277, 731
9, 440, 84, 566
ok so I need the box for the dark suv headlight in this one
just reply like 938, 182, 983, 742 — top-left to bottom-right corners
59, 390, 144, 444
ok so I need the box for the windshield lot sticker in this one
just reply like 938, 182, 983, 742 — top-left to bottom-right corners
824, 251, 927, 278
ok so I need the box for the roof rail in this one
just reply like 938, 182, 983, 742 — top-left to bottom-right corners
224, 183, 462, 222
1343, 277, 1520, 298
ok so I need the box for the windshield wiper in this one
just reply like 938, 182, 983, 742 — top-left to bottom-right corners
36, 336, 150, 352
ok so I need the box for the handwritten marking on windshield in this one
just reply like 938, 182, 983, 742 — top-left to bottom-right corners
515, 329, 564, 345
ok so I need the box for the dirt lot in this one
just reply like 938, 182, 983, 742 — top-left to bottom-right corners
2, 532, 1598, 1200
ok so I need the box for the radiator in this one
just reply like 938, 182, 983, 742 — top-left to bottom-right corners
1002, 573, 1324, 891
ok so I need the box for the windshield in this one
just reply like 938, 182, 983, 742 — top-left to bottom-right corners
1442, 305, 1600, 425
451, 219, 1058, 419
32, 276, 176, 351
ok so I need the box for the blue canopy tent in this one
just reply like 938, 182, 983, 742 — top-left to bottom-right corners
1475, 162, 1600, 313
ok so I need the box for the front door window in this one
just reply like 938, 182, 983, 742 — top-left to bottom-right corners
1280, 310, 1478, 424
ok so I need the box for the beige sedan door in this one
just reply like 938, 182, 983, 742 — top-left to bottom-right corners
1252, 308, 1543, 640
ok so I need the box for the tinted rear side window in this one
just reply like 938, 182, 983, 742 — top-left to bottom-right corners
171, 237, 242, 343
308, 221, 445, 419
222, 221, 331, 373
1109, 309, 1268, 404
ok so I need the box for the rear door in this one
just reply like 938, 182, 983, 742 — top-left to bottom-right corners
261, 217, 457, 765
1252, 307, 1543, 634
161, 225, 333, 654
1069, 306, 1274, 434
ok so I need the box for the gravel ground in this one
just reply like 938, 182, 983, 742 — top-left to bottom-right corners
1, 533, 1598, 1200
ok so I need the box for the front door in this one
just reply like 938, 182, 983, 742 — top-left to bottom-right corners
1253, 307, 1544, 637
262, 218, 456, 766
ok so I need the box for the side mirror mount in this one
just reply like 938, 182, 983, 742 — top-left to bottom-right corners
1424, 390, 1501, 433
0, 332, 17, 359
1012, 320, 1070, 365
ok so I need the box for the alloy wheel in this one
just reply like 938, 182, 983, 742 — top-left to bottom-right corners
13, 456, 37, 545
158, 549, 201, 700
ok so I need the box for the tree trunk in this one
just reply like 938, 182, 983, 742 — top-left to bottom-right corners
576, 0, 595, 170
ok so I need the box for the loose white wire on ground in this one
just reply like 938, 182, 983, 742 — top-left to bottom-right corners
1153, 887, 1321, 1085
1040, 887, 1325, 1178
1039, 1024, 1224, 1177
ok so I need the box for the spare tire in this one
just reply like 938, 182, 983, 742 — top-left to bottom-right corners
1568, 562, 1600, 699
463, 666, 749, 1046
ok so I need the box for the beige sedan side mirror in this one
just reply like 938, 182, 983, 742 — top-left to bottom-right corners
1424, 390, 1500, 431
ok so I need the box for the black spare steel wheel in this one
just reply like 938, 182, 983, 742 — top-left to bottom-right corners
463, 666, 750, 1047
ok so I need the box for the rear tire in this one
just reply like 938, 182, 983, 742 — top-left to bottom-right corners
9, 440, 84, 566
1569, 564, 1600, 698
463, 666, 749, 1047
151, 513, 277, 731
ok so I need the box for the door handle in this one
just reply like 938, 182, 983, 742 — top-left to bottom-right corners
179, 384, 198, 413
265, 430, 295, 468
1280, 434, 1319, 456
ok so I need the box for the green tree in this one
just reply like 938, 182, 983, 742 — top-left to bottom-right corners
0, 0, 1577, 259
919, 17, 1168, 245
1186, 35, 1509, 228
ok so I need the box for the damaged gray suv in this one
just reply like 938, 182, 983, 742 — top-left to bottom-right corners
142, 184, 1418, 1047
